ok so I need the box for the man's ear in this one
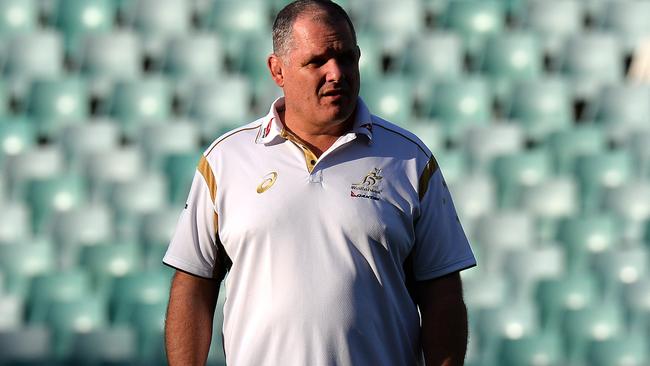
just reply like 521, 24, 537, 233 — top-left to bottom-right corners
268, 54, 284, 87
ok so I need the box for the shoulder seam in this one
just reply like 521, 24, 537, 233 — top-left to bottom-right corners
373, 123, 431, 158
206, 124, 262, 156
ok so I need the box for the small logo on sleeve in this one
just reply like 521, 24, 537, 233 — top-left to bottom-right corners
257, 172, 278, 194
351, 168, 383, 200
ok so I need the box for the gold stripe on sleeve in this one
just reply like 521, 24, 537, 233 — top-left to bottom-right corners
197, 155, 217, 203
418, 156, 439, 201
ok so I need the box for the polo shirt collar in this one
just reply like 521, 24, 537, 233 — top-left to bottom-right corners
255, 97, 373, 145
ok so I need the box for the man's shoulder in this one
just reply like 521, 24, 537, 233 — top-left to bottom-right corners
370, 115, 432, 160
203, 119, 263, 158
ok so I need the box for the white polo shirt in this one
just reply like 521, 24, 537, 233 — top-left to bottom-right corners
163, 97, 476, 366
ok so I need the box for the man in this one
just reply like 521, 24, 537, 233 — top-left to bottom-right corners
163, 1, 476, 365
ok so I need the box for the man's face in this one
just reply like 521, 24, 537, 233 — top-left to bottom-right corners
270, 14, 360, 129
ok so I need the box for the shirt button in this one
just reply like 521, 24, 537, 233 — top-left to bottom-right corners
310, 160, 316, 165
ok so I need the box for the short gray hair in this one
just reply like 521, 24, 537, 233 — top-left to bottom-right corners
272, 0, 357, 56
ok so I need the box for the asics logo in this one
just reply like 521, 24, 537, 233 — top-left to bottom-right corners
256, 172, 278, 194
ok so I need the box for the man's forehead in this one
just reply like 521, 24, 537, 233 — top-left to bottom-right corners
292, 12, 355, 42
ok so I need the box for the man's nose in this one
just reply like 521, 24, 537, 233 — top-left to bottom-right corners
324, 58, 344, 82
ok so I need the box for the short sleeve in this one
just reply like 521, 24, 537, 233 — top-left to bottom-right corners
163, 156, 225, 279
411, 157, 476, 281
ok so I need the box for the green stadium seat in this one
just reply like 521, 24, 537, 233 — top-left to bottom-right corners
51, 204, 113, 251
605, 181, 650, 242
436, 149, 468, 185
138, 121, 200, 169
574, 150, 633, 212
0, 0, 36, 35
59, 119, 120, 165
206, 0, 271, 38
79, 242, 142, 294
80, 31, 142, 91
524, 0, 584, 60
6, 146, 64, 199
545, 126, 606, 174
463, 124, 524, 172
624, 278, 650, 327
0, 117, 36, 163
448, 174, 496, 230
0, 240, 55, 296
592, 246, 648, 296
4, 32, 64, 86
132, 0, 190, 37
603, 0, 650, 53
0, 202, 30, 245
587, 334, 649, 366
355, 0, 424, 54
163, 151, 202, 204
444, 0, 505, 58
140, 208, 181, 250
108, 77, 173, 135
356, 32, 385, 80
361, 76, 416, 125
520, 177, 578, 241
70, 326, 137, 365
0, 294, 23, 330
505, 245, 565, 301
111, 271, 171, 323
508, 78, 573, 141
426, 78, 492, 142
163, 33, 224, 81
43, 297, 108, 358
481, 32, 543, 102
556, 214, 621, 268
563, 33, 624, 100
54, 0, 116, 55
499, 331, 565, 366
589, 84, 650, 143
0, 82, 8, 116
406, 121, 444, 153
25, 77, 89, 137
187, 77, 253, 139
401, 32, 464, 86
24, 173, 87, 235
233, 34, 274, 82
536, 271, 599, 328
27, 270, 91, 323
492, 149, 552, 208
129, 302, 167, 363
473, 210, 535, 271
463, 271, 508, 310
629, 130, 650, 179
86, 147, 144, 196
562, 302, 625, 364
109, 174, 167, 240
0, 326, 51, 364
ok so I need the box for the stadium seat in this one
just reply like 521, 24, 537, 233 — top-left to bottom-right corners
54, 0, 116, 55
5, 146, 65, 199
624, 278, 650, 327
109, 173, 167, 240
132, 0, 190, 52
448, 174, 496, 230
25, 77, 89, 137
0, 0, 37, 35
545, 126, 606, 174
505, 245, 565, 301
43, 297, 108, 358
163, 151, 202, 204
0, 202, 30, 245
138, 120, 200, 168
356, 32, 385, 80
0, 240, 55, 295
473, 210, 535, 271
4, 32, 64, 92
436, 149, 468, 185
140, 208, 181, 249
521, 177, 578, 218
523, 0, 584, 59
355, 0, 424, 54
25, 173, 87, 235
206, 0, 271, 38
0, 294, 23, 330
0, 117, 36, 163
563, 33, 624, 100
605, 181, 650, 242
51, 204, 113, 251
463, 270, 508, 310
444, 0, 505, 58
499, 331, 565, 366
587, 334, 649, 366
562, 301, 625, 364
186, 77, 253, 139
85, 147, 145, 197
588, 84, 650, 143
80, 31, 142, 93
27, 270, 92, 323
0, 326, 51, 364
405, 122, 444, 153
0, 82, 8, 116
629, 130, 650, 179
556, 214, 621, 268
59, 119, 120, 165
592, 246, 648, 296
129, 302, 167, 363
111, 271, 171, 323
107, 77, 173, 135
426, 78, 492, 142
481, 32, 543, 102
361, 77, 416, 125
79, 242, 142, 292
163, 33, 224, 82
492, 149, 552, 208
574, 150, 633, 212
508, 78, 573, 141
70, 326, 137, 365
401, 32, 464, 85
462, 124, 524, 172
602, 0, 650, 53
536, 271, 599, 328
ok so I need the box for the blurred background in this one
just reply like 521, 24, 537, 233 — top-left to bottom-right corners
0, 0, 650, 365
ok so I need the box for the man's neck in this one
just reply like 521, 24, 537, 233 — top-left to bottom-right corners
278, 108, 355, 157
